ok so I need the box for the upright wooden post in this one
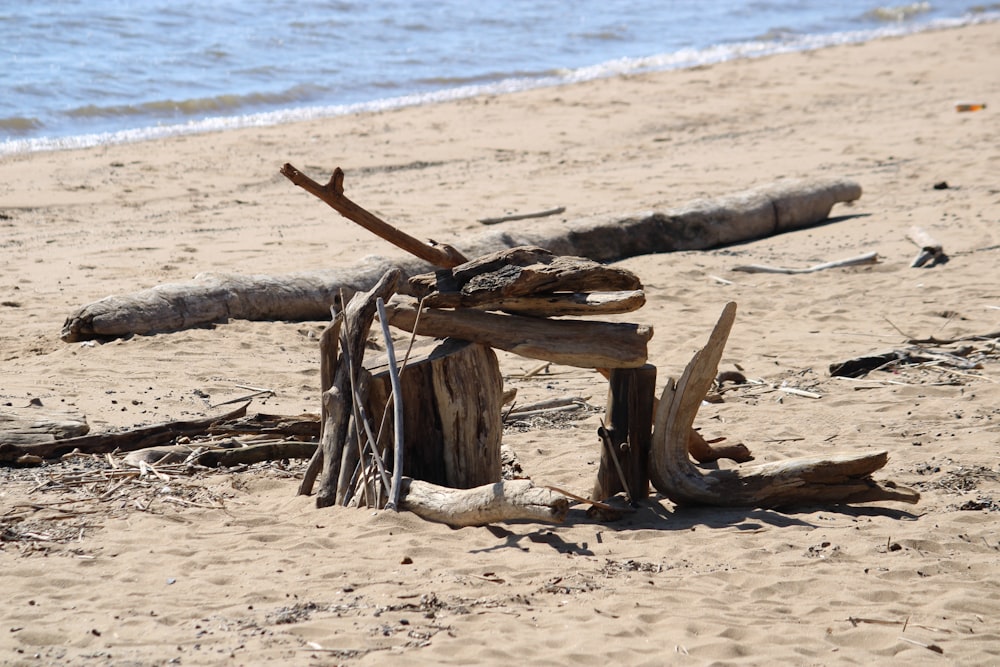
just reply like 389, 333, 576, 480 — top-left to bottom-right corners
592, 364, 656, 502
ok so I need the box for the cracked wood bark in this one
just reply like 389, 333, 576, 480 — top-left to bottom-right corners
363, 338, 502, 489
592, 365, 656, 502
383, 295, 652, 369
61, 177, 861, 341
408, 246, 641, 309
648, 302, 921, 508
399, 478, 569, 527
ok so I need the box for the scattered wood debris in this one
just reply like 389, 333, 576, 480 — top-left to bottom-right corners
907, 225, 948, 267
830, 335, 999, 379
732, 251, 879, 274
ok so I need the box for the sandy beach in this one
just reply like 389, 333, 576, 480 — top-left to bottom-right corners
2, 21, 1000, 666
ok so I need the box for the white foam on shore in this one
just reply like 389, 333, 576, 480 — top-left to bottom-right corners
1, 14, 994, 157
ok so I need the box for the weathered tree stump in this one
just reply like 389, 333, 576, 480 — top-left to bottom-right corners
364, 338, 503, 489
592, 364, 657, 502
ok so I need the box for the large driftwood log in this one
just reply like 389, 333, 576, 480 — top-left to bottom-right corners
398, 478, 570, 527
648, 302, 920, 507
383, 295, 653, 369
123, 440, 317, 467
61, 178, 861, 341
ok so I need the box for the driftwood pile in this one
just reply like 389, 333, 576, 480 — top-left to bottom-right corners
275, 165, 918, 523
7, 164, 923, 527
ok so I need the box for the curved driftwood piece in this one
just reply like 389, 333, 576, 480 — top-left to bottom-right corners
648, 302, 920, 508
61, 178, 861, 341
398, 478, 570, 527
383, 295, 653, 368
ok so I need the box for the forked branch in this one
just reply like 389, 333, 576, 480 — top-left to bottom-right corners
280, 164, 468, 268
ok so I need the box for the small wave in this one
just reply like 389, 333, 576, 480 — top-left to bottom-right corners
865, 2, 932, 23
62, 85, 327, 120
0, 116, 42, 134
575, 29, 630, 42
417, 69, 562, 86
753, 27, 801, 42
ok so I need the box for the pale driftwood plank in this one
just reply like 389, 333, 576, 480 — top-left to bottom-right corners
383, 295, 652, 369
475, 290, 646, 317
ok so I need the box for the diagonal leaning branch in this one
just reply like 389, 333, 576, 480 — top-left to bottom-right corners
280, 164, 468, 268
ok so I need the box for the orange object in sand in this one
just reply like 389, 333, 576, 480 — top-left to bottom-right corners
955, 102, 986, 112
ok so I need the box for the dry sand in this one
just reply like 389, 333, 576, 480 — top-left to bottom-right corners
2, 21, 1000, 666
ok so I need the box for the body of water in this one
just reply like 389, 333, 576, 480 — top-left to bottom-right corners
2, 1, 996, 154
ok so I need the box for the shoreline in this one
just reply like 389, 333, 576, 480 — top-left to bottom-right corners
2, 21, 1000, 666
4, 14, 997, 157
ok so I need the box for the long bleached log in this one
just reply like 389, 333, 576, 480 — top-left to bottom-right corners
383, 295, 652, 369
399, 478, 570, 527
648, 302, 920, 508
61, 177, 861, 341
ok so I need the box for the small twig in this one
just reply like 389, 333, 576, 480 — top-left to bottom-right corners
545, 486, 614, 512
233, 383, 274, 393
777, 384, 822, 399
507, 396, 591, 414
478, 206, 566, 225
598, 418, 632, 505
210, 389, 273, 408
898, 636, 944, 654
504, 404, 583, 421
521, 362, 551, 378
377, 297, 406, 512
883, 316, 915, 340
732, 251, 879, 274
